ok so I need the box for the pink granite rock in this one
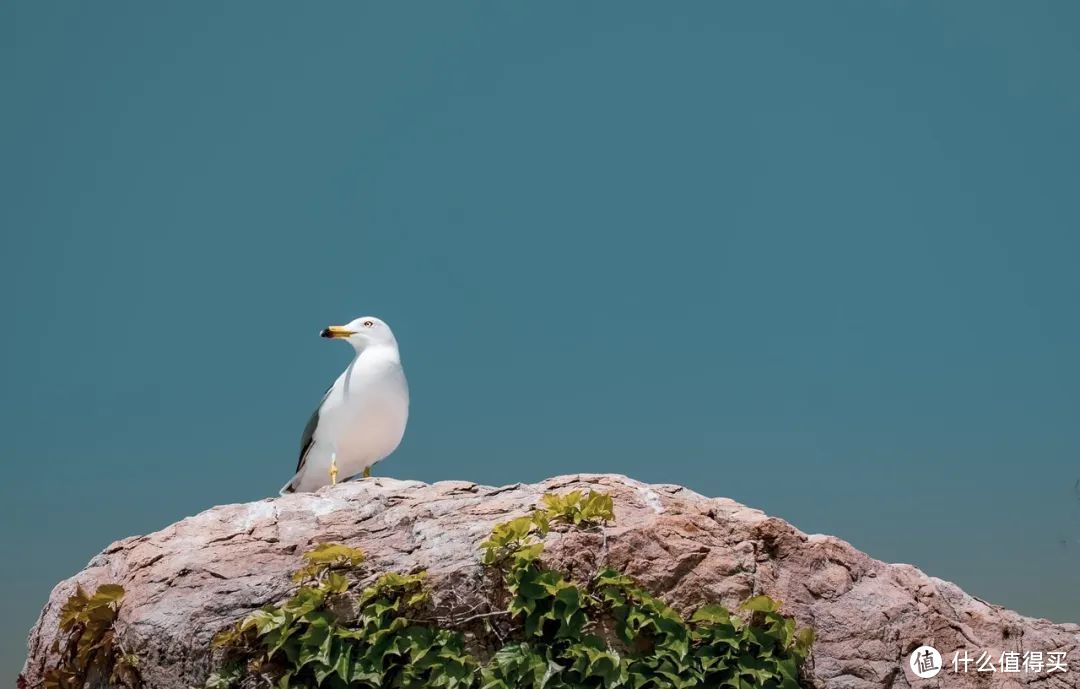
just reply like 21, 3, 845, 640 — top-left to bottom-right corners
20, 475, 1080, 688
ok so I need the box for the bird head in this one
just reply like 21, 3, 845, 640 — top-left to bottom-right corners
320, 316, 398, 352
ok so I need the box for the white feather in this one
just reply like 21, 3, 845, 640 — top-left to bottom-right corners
282, 318, 409, 493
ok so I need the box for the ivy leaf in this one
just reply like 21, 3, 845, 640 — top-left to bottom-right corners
691, 604, 732, 625
741, 595, 781, 613
248, 609, 288, 636
539, 658, 564, 689
513, 543, 545, 564
324, 571, 349, 595
58, 586, 91, 629
89, 585, 125, 605
794, 627, 815, 658
304, 543, 366, 566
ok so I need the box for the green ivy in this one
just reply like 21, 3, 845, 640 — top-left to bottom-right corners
212, 490, 814, 689
290, 543, 367, 583
44, 583, 141, 689
212, 545, 475, 689
537, 490, 615, 527
480, 496, 812, 689
480, 489, 613, 566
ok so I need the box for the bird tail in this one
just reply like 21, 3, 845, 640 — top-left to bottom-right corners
279, 473, 300, 496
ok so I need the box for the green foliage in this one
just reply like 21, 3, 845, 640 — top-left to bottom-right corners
213, 546, 475, 689
292, 543, 367, 583
482, 523, 812, 689
480, 515, 547, 566
202, 663, 244, 689
538, 490, 615, 528
689, 599, 814, 689
479, 490, 613, 567
44, 583, 141, 689
212, 490, 814, 689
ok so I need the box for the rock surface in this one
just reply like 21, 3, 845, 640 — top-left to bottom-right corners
20, 474, 1080, 689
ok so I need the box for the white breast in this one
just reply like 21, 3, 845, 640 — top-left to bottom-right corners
334, 361, 409, 467
296, 346, 409, 490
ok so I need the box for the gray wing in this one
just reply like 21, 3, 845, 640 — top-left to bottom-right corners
296, 386, 332, 473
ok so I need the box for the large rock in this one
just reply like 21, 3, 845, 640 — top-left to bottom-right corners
20, 474, 1080, 688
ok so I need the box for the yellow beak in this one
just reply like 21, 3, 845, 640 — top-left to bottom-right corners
320, 325, 355, 339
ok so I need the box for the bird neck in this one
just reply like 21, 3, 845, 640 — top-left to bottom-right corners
353, 343, 401, 367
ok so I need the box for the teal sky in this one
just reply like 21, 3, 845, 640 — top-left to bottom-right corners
3, 2, 1079, 677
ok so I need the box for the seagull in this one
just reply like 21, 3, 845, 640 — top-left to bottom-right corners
280, 316, 409, 494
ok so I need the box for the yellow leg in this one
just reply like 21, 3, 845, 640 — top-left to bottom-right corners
363, 466, 371, 479
329, 453, 339, 486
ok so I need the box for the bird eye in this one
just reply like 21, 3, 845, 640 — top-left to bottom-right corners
363, 320, 374, 327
